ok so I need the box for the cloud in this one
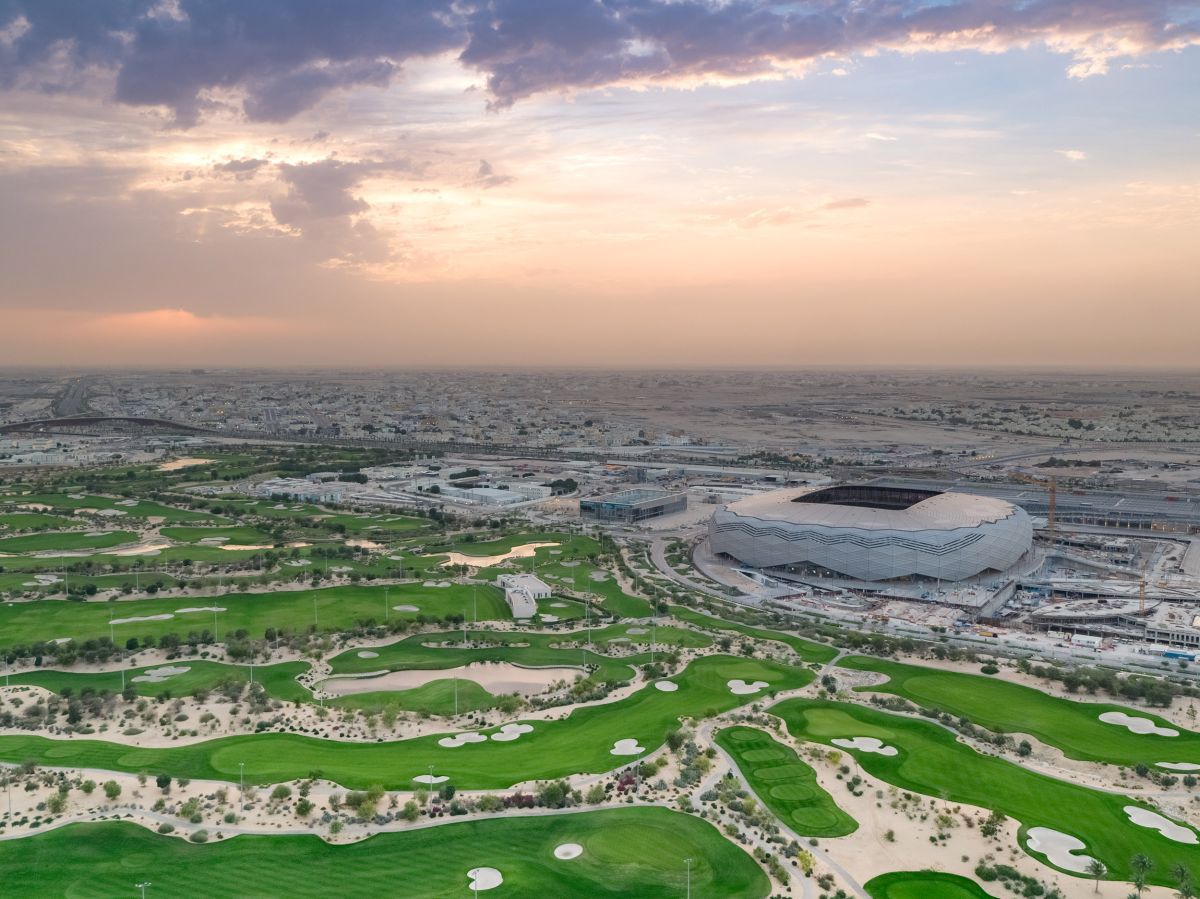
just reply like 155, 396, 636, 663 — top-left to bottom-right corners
824, 197, 871, 210
474, 159, 515, 189
213, 157, 269, 180
1057, 149, 1088, 161
0, 1, 1195, 122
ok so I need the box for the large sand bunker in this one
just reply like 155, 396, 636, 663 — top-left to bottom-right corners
490, 723, 534, 743
156, 458, 213, 471
1158, 762, 1200, 771
111, 613, 174, 626
728, 679, 768, 695
318, 663, 583, 698
610, 738, 645, 756
832, 737, 898, 756
1099, 711, 1179, 736
132, 665, 191, 684
440, 542, 559, 568
439, 732, 488, 748
654, 681, 679, 692
413, 774, 449, 785
1025, 828, 1097, 873
1124, 806, 1198, 843
467, 868, 503, 891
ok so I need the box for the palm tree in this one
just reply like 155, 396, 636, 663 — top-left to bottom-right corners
1174, 863, 1195, 899
1131, 854, 1154, 897
1087, 859, 1107, 893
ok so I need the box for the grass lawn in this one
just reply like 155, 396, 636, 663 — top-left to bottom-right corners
328, 678, 499, 716
0, 807, 768, 898
0, 583, 512, 650
159, 525, 278, 545
0, 512, 76, 531
6, 660, 311, 703
773, 698, 1200, 884
670, 606, 836, 664
716, 725, 857, 837
0, 656, 811, 790
840, 655, 1200, 767
0, 530, 139, 554
1, 493, 219, 523
866, 871, 997, 899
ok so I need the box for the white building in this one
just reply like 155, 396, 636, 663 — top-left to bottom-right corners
497, 574, 551, 618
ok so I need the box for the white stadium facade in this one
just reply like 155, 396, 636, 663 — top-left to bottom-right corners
709, 484, 1033, 582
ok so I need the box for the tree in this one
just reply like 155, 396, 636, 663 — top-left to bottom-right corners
1087, 859, 1107, 893
1132, 854, 1153, 897
156, 773, 172, 794
1174, 864, 1194, 899
103, 780, 121, 800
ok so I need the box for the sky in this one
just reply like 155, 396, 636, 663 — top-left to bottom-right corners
1, 0, 1198, 368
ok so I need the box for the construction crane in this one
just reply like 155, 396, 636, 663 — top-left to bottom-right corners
1011, 471, 1057, 539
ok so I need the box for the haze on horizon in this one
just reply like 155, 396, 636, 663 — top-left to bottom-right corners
1, 1, 1197, 368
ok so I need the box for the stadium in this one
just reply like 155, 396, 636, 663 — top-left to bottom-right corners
709, 484, 1033, 582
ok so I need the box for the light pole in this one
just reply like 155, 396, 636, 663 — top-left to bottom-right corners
427, 764, 435, 791
384, 586, 389, 624
239, 761, 245, 793
136, 882, 151, 899
685, 858, 693, 899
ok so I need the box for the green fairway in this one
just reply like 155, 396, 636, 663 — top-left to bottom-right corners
0, 655, 810, 789
840, 655, 1200, 767
0, 807, 768, 898
670, 606, 837, 663
159, 525, 278, 545
328, 678, 498, 716
0, 493, 218, 523
716, 725, 857, 837
865, 871, 997, 899
0, 583, 512, 651
773, 698, 1200, 884
0, 530, 138, 554
6, 659, 311, 702
0, 512, 76, 531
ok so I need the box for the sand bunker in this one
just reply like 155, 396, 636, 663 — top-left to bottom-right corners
728, 679, 769, 695
387, 554, 405, 561
1099, 711, 1179, 736
131, 665, 191, 684
654, 681, 679, 692
588, 570, 609, 582
467, 868, 503, 891
491, 723, 534, 742
16, 503, 53, 512
357, 651, 379, 659
1158, 762, 1200, 771
50, 637, 72, 645
1025, 828, 1098, 873
23, 574, 62, 586
111, 613, 174, 626
319, 663, 582, 698
832, 737, 898, 756
540, 615, 560, 623
286, 559, 311, 567
393, 604, 420, 612
156, 458, 213, 471
346, 539, 383, 550
608, 638, 630, 644
115, 499, 139, 507
111, 542, 169, 556
611, 738, 645, 756
626, 627, 648, 635
1125, 806, 1198, 843
421, 580, 452, 588
413, 774, 449, 785
440, 542, 560, 568
439, 732, 488, 749
554, 844, 583, 860
550, 602, 569, 608
176, 607, 226, 614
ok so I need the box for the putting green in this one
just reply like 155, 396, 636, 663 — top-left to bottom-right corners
716, 725, 857, 837
866, 871, 997, 899
0, 656, 810, 790
773, 698, 1200, 884
0, 807, 769, 898
841, 655, 1200, 766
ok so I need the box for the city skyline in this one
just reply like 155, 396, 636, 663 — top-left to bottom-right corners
2, 1, 1198, 367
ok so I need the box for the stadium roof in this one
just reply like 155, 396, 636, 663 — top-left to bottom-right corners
723, 485, 1016, 531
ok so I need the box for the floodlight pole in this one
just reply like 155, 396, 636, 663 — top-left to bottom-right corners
385, 587, 389, 623
136, 881, 151, 899
239, 761, 245, 793
685, 858, 693, 899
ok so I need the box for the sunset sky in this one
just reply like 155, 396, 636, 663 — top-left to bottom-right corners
1, 1, 1198, 367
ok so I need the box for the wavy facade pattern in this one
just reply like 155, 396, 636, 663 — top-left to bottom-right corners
709, 486, 1032, 581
